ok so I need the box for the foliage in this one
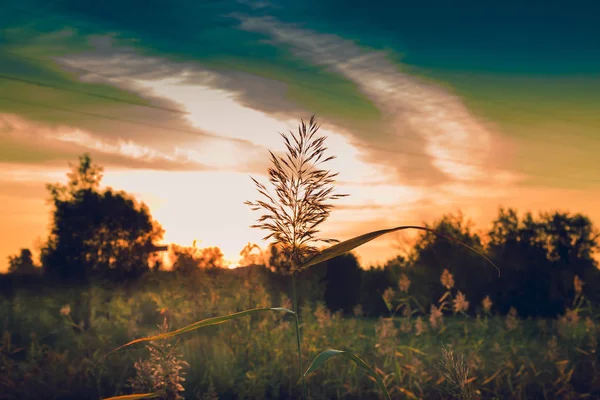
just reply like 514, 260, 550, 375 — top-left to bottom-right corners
266, 243, 294, 275
437, 345, 475, 400
400, 209, 600, 318
304, 349, 391, 400
487, 208, 600, 316
7, 248, 39, 275
1, 271, 599, 399
128, 318, 189, 400
322, 253, 362, 314
238, 243, 264, 268
170, 244, 226, 275
42, 154, 164, 283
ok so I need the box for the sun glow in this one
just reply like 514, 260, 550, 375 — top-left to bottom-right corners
98, 75, 398, 267
101, 169, 265, 266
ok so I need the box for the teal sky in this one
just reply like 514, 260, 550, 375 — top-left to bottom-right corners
1, 0, 599, 269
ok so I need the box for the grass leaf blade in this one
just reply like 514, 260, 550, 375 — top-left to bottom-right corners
304, 349, 391, 400
102, 393, 160, 400
296, 225, 500, 276
101, 307, 294, 362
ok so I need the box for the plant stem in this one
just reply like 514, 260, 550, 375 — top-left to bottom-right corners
292, 270, 307, 400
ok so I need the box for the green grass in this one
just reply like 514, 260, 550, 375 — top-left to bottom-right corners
1, 272, 598, 399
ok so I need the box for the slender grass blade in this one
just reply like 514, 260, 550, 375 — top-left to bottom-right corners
102, 393, 159, 400
296, 225, 500, 276
305, 349, 391, 400
101, 307, 294, 362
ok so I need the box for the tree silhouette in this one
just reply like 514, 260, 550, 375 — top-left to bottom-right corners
197, 246, 225, 269
487, 208, 554, 316
539, 211, 600, 306
389, 208, 600, 318
170, 244, 201, 275
266, 243, 293, 274
41, 154, 164, 283
8, 249, 39, 275
358, 266, 393, 317
322, 253, 362, 314
171, 243, 226, 275
488, 208, 600, 316
405, 212, 491, 312
239, 242, 263, 267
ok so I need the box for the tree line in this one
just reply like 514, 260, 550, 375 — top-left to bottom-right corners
4, 154, 600, 319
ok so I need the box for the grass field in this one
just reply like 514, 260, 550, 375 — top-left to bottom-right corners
1, 269, 599, 400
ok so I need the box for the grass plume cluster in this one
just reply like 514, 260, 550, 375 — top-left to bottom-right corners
244, 115, 347, 265
129, 317, 188, 400
437, 345, 475, 400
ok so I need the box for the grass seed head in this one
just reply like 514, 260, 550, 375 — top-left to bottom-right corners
245, 115, 348, 267
453, 291, 470, 314
440, 269, 455, 290
573, 275, 584, 297
430, 305, 444, 330
481, 295, 493, 314
437, 345, 475, 400
398, 273, 411, 293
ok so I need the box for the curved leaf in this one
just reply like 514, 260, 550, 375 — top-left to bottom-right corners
397, 345, 426, 356
102, 394, 159, 400
101, 307, 294, 361
304, 349, 391, 400
296, 225, 500, 276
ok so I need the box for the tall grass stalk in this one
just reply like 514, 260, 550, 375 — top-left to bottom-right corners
246, 115, 347, 400
101, 115, 498, 400
292, 271, 307, 399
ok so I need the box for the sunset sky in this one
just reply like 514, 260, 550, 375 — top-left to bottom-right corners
1, 0, 599, 271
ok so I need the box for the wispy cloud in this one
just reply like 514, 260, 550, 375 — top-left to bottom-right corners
235, 15, 519, 187
56, 35, 304, 124
40, 26, 526, 266
54, 40, 394, 179
0, 113, 208, 171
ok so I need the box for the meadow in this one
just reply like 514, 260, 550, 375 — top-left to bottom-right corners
2, 266, 598, 400
2, 117, 599, 399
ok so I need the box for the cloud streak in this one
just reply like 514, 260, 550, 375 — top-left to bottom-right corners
235, 15, 518, 187
53, 41, 394, 181
41, 22, 525, 266
0, 113, 209, 171
56, 35, 304, 124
